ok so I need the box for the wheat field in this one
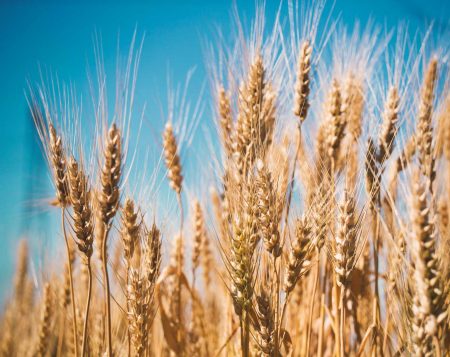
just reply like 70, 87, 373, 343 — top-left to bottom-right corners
1, 2, 449, 356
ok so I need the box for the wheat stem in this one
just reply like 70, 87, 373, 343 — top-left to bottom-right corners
81, 260, 92, 356
305, 248, 320, 357
317, 293, 325, 357
62, 207, 79, 357
101, 224, 113, 357
340, 290, 345, 357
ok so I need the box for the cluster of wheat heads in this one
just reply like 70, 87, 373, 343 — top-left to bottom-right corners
1, 3, 450, 357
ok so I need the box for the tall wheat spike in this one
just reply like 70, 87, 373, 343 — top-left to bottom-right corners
293, 41, 312, 122
99, 122, 122, 357
410, 173, 446, 355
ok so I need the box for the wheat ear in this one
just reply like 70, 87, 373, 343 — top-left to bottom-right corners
255, 160, 281, 257
49, 123, 69, 207
235, 54, 267, 176
417, 58, 438, 185
410, 173, 446, 355
99, 123, 122, 357
68, 156, 95, 356
345, 74, 364, 140
34, 283, 52, 357
327, 79, 345, 167
13, 240, 29, 308
293, 40, 312, 122
256, 289, 276, 356
192, 200, 206, 285
378, 86, 400, 162
218, 86, 234, 158
121, 198, 141, 266
49, 124, 79, 357
334, 190, 358, 357
229, 179, 259, 357
163, 122, 183, 195
284, 217, 311, 294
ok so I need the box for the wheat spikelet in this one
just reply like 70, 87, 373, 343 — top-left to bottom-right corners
334, 191, 357, 288
13, 240, 29, 306
49, 124, 69, 207
130, 222, 161, 355
378, 86, 400, 162
125, 221, 161, 356
235, 54, 267, 175
68, 157, 94, 261
410, 172, 446, 355
326, 79, 345, 165
345, 74, 364, 140
192, 200, 205, 274
229, 178, 259, 319
260, 83, 276, 150
33, 283, 52, 357
365, 138, 379, 209
201, 230, 213, 288
143, 229, 160, 351
346, 143, 359, 190
284, 217, 311, 294
255, 160, 281, 257
441, 93, 450, 161
230, 215, 255, 316
218, 86, 234, 158
127, 267, 150, 357
99, 123, 122, 226
121, 198, 141, 265
163, 122, 183, 194
145, 222, 162, 285
228, 178, 261, 357
417, 58, 438, 182
255, 289, 276, 356
294, 41, 312, 122
0, 310, 13, 357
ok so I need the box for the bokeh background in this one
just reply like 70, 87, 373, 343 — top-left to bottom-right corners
0, 0, 449, 302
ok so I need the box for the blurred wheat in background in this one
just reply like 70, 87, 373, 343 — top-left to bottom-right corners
1, 0, 450, 356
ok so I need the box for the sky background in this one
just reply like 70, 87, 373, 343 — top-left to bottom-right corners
0, 0, 449, 301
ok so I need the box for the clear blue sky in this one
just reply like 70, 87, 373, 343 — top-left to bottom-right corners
0, 0, 448, 299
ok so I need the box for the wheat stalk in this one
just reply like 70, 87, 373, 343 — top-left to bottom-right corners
67, 156, 95, 356
99, 122, 122, 357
